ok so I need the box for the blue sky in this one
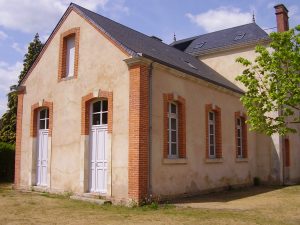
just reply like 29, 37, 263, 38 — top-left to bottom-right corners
0, 0, 299, 116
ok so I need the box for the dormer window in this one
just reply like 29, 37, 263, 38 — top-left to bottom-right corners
58, 28, 80, 81
193, 42, 206, 49
234, 33, 246, 41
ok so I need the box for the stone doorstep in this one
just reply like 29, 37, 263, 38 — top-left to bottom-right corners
70, 194, 112, 205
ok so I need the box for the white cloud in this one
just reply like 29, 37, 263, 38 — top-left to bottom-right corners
0, 0, 109, 33
105, 0, 129, 19
11, 42, 27, 55
289, 5, 298, 17
0, 30, 7, 40
0, 61, 22, 117
186, 7, 252, 32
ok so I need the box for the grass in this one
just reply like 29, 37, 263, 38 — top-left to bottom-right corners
0, 183, 299, 225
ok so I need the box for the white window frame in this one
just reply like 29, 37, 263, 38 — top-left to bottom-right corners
91, 100, 108, 127
208, 111, 216, 158
65, 35, 75, 78
236, 118, 243, 158
168, 102, 178, 158
38, 108, 49, 130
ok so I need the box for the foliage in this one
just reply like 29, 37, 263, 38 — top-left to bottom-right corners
0, 34, 43, 144
236, 25, 300, 135
0, 142, 15, 181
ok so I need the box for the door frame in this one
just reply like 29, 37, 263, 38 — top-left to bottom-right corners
88, 99, 109, 194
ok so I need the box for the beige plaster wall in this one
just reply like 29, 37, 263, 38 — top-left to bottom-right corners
287, 124, 300, 183
20, 10, 129, 199
150, 66, 259, 197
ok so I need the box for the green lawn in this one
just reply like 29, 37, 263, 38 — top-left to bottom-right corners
0, 183, 299, 225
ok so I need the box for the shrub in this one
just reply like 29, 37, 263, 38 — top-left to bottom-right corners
0, 142, 15, 182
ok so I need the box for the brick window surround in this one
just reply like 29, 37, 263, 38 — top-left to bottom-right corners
14, 90, 25, 188
58, 27, 80, 81
205, 104, 222, 158
234, 112, 248, 158
81, 91, 113, 135
163, 93, 186, 159
30, 101, 53, 137
284, 138, 290, 167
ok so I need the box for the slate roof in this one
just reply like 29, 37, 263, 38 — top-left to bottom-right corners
72, 3, 243, 94
171, 23, 269, 55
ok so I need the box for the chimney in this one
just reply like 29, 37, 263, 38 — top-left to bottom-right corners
274, 4, 289, 32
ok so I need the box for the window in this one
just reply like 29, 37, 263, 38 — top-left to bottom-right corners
234, 33, 246, 41
58, 28, 80, 81
235, 113, 247, 159
65, 35, 75, 78
208, 111, 216, 158
193, 41, 206, 49
236, 118, 243, 158
92, 100, 108, 126
168, 102, 178, 158
39, 109, 49, 130
206, 104, 222, 159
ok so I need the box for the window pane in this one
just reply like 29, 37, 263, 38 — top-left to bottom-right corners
170, 103, 177, 114
171, 118, 176, 130
66, 35, 75, 77
237, 118, 241, 126
102, 113, 108, 125
210, 146, 215, 156
45, 119, 49, 129
237, 138, 241, 146
237, 147, 242, 156
102, 100, 108, 112
92, 113, 101, 125
40, 109, 46, 119
209, 135, 214, 145
237, 129, 241, 137
171, 143, 177, 155
40, 119, 45, 129
93, 101, 101, 113
171, 131, 177, 142
209, 124, 214, 134
209, 112, 214, 121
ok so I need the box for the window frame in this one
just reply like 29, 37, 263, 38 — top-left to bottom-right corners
168, 102, 179, 158
236, 117, 243, 158
91, 99, 109, 127
38, 108, 49, 130
208, 111, 216, 158
65, 34, 75, 78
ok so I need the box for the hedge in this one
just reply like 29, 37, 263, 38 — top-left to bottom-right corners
0, 142, 15, 182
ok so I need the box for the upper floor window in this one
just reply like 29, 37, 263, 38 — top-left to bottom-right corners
92, 100, 108, 126
58, 28, 80, 81
66, 35, 75, 78
168, 102, 178, 158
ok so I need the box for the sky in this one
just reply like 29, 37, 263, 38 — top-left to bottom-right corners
0, 0, 299, 116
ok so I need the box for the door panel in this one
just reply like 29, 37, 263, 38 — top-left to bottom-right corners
37, 130, 48, 186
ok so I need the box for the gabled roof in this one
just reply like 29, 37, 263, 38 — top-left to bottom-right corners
20, 3, 243, 94
171, 23, 270, 56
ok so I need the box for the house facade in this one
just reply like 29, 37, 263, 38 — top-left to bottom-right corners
14, 3, 300, 203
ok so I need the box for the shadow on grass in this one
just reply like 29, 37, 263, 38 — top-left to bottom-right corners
170, 185, 284, 204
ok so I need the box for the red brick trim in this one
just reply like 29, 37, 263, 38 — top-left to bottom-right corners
234, 112, 248, 158
284, 138, 290, 167
128, 64, 149, 202
14, 91, 25, 188
30, 101, 53, 137
163, 93, 186, 159
205, 104, 222, 158
81, 91, 113, 135
58, 27, 80, 81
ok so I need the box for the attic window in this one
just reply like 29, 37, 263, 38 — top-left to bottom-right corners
184, 60, 197, 70
234, 33, 246, 41
193, 42, 206, 49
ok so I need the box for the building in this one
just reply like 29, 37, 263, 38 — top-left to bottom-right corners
14, 3, 299, 204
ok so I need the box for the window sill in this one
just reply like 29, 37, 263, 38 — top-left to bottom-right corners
59, 76, 76, 82
235, 158, 248, 163
162, 158, 188, 165
205, 158, 224, 163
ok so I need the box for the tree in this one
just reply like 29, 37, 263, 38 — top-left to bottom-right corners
0, 33, 43, 144
236, 25, 300, 136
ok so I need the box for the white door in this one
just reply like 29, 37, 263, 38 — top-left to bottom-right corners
36, 108, 49, 186
89, 100, 108, 193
